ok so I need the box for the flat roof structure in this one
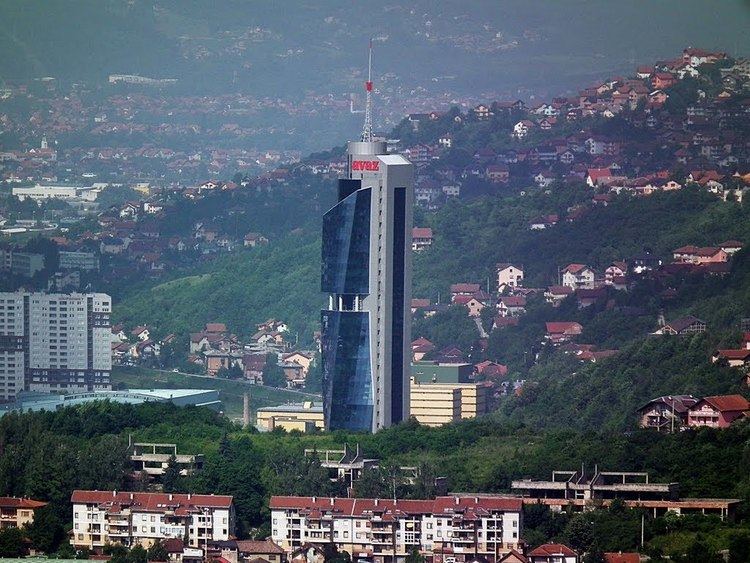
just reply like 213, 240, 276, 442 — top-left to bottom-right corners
0, 388, 221, 415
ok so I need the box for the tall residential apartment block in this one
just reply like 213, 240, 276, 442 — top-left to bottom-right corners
270, 495, 523, 563
0, 292, 112, 400
320, 140, 414, 433
71, 491, 235, 550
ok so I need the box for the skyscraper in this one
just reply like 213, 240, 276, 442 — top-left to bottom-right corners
0, 291, 112, 400
320, 44, 414, 432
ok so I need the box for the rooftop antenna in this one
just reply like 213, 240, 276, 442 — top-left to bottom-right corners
361, 39, 374, 142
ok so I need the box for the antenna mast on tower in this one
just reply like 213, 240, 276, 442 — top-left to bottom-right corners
361, 39, 374, 142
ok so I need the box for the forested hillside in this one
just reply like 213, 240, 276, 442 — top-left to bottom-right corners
3, 401, 749, 558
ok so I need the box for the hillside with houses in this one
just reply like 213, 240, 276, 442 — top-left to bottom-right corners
15, 46, 747, 428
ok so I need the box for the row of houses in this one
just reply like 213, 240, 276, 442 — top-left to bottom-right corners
638, 394, 750, 431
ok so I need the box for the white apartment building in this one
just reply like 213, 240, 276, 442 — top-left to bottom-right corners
0, 250, 45, 278
0, 292, 112, 399
71, 491, 234, 551
59, 251, 100, 271
11, 184, 100, 202
270, 495, 523, 563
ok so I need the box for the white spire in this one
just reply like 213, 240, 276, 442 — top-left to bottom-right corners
361, 39, 374, 142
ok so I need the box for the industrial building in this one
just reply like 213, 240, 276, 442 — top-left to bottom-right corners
255, 401, 325, 432
0, 388, 221, 416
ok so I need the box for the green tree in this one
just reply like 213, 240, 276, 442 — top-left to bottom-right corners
25, 504, 66, 553
0, 527, 24, 557
262, 354, 286, 387
147, 541, 169, 562
127, 544, 148, 563
162, 454, 183, 493
405, 548, 426, 563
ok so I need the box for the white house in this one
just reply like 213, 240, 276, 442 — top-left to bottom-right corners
561, 263, 596, 289
496, 263, 524, 291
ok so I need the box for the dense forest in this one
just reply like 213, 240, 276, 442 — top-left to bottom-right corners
0, 401, 748, 560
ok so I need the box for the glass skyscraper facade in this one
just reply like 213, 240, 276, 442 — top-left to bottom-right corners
321, 141, 413, 432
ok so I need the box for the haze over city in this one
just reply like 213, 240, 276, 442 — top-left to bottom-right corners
0, 2, 749, 562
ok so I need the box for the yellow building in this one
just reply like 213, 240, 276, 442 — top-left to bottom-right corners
256, 401, 324, 432
0, 497, 47, 529
409, 380, 490, 427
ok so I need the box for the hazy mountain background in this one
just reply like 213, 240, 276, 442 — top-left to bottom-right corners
1, 1, 748, 152
2, 1, 749, 96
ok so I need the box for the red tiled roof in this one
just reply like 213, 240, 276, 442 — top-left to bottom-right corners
236, 540, 284, 555
412, 227, 433, 239
698, 395, 750, 413
563, 263, 589, 274
529, 543, 578, 557
604, 553, 640, 563
716, 349, 750, 360
546, 322, 583, 334
205, 323, 227, 333
547, 285, 573, 295
70, 491, 232, 511
269, 496, 521, 516
500, 296, 527, 307
451, 283, 481, 293
0, 497, 47, 509
587, 167, 612, 180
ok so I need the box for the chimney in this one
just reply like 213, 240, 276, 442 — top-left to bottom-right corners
455, 497, 459, 505
130, 493, 134, 500
187, 493, 191, 500
330, 498, 334, 506
113, 490, 117, 497
375, 498, 378, 506
312, 496, 316, 503
243, 392, 251, 429
169, 494, 173, 501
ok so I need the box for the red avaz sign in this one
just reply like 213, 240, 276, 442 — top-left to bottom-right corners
351, 160, 380, 172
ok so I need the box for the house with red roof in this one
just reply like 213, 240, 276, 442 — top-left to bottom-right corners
529, 214, 559, 230
454, 294, 487, 317
545, 285, 574, 306
586, 167, 612, 187
712, 349, 750, 368
545, 322, 583, 345
475, 360, 509, 380
604, 553, 640, 563
0, 496, 47, 528
653, 316, 706, 336
498, 295, 527, 317
561, 263, 596, 289
412, 227, 434, 251
687, 395, 750, 428
498, 550, 529, 563
672, 245, 728, 264
411, 337, 435, 362
638, 395, 698, 431
496, 263, 525, 291
528, 543, 578, 563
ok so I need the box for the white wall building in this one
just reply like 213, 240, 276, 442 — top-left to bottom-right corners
270, 495, 523, 563
11, 184, 100, 202
71, 491, 234, 551
0, 292, 112, 399
59, 251, 100, 271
